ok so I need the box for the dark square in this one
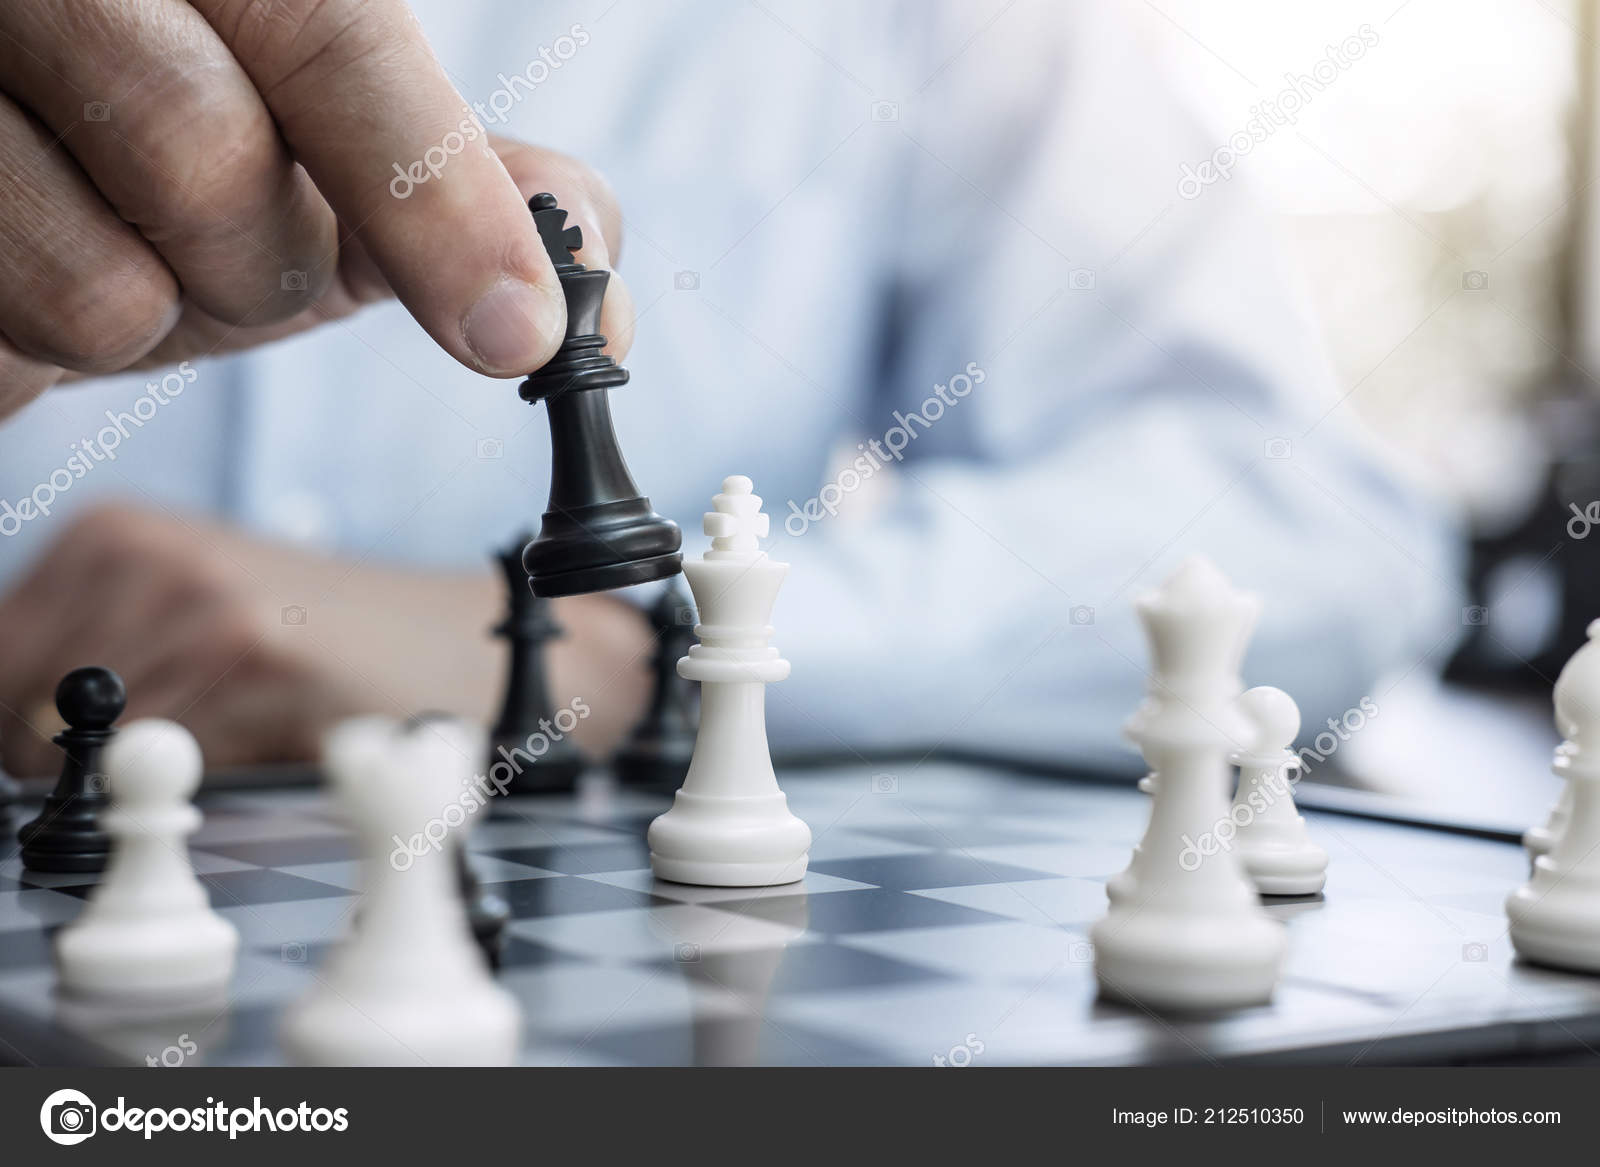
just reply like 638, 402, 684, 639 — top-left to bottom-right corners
190, 870, 352, 907
651, 940, 950, 995
15, 869, 100, 891
195, 835, 357, 867
50, 868, 350, 907
710, 889, 1012, 935
484, 876, 667, 919
0, 927, 53, 971
809, 854, 1057, 891
499, 936, 585, 970
484, 842, 650, 876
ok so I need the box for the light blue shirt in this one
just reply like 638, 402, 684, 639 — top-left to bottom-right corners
0, 1, 1460, 770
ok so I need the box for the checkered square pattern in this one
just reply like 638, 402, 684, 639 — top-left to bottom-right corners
1, 763, 1598, 1066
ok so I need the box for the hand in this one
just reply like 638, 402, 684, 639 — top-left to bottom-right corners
0, 502, 653, 776
0, 0, 634, 420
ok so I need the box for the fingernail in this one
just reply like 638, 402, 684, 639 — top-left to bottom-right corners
463, 278, 559, 374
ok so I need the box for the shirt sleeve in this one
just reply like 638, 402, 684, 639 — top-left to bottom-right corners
762, 1, 1464, 767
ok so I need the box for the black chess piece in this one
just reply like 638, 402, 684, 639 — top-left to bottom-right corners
614, 581, 700, 790
489, 534, 587, 793
519, 193, 683, 597
457, 847, 509, 971
18, 666, 126, 873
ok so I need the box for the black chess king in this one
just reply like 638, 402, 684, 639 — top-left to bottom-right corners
519, 193, 682, 597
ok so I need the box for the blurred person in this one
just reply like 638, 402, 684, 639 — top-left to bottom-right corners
0, 0, 1459, 776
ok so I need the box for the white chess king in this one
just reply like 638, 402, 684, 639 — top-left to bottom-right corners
1506, 619, 1600, 973
648, 475, 811, 886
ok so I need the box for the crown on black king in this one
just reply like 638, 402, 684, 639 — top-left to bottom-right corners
520, 193, 682, 597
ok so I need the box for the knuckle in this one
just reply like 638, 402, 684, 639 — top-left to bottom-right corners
121, 75, 285, 236
43, 267, 175, 372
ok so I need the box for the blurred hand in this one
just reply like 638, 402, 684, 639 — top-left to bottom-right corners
0, 0, 634, 420
0, 503, 653, 777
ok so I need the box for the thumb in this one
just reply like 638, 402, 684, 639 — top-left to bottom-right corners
191, 0, 565, 377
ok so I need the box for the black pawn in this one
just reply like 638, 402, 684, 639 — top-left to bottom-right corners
457, 847, 508, 971
614, 582, 700, 790
519, 193, 683, 598
19, 667, 126, 873
489, 534, 587, 793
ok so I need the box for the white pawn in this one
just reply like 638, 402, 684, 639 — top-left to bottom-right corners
1230, 686, 1328, 896
648, 476, 810, 886
56, 720, 238, 1002
1507, 619, 1600, 973
281, 717, 520, 1065
1524, 768, 1573, 862
1091, 556, 1285, 1011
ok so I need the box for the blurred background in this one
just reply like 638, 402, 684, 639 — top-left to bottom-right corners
2, 0, 1594, 827
1132, 1, 1600, 823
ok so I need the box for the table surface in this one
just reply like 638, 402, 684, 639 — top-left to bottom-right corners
1, 760, 1596, 1067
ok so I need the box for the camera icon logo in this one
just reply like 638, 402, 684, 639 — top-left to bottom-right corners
674, 942, 701, 963
871, 100, 900, 122
1068, 268, 1096, 291
674, 604, 697, 626
674, 271, 700, 291
85, 774, 110, 795
1069, 940, 1095, 962
476, 436, 504, 461
1462, 605, 1489, 626
281, 270, 309, 292
870, 773, 898, 794
1461, 941, 1489, 962
40, 1088, 97, 1146
281, 604, 308, 627
1462, 270, 1489, 291
1069, 604, 1095, 626
281, 941, 308, 963
83, 102, 111, 122
1264, 437, 1293, 460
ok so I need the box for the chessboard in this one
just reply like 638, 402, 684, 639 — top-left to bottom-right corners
1, 759, 1597, 1067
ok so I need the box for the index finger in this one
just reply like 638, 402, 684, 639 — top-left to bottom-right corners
192, 0, 565, 376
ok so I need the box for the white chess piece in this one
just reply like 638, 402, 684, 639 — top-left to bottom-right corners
1507, 619, 1600, 973
56, 720, 238, 1001
648, 476, 810, 886
1230, 686, 1328, 896
1524, 773, 1573, 862
1091, 556, 1286, 1010
281, 717, 520, 1065
1107, 584, 1250, 908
